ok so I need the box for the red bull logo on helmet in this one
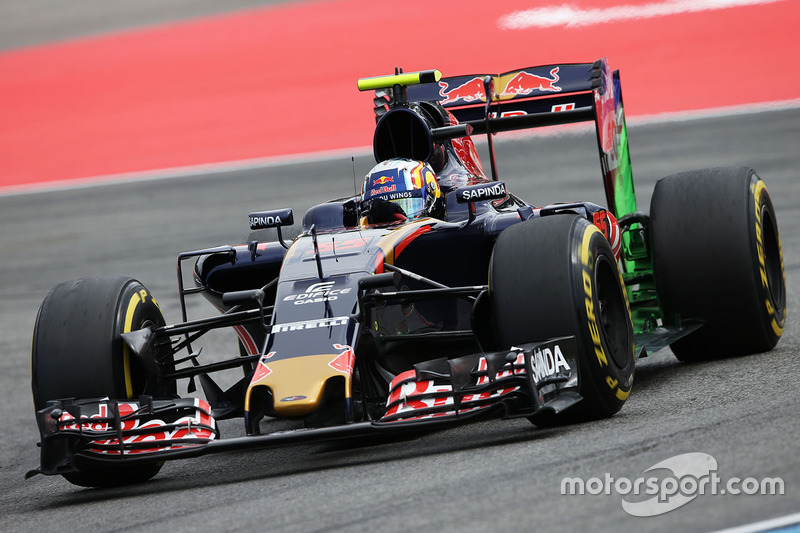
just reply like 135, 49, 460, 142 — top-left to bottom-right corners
373, 175, 394, 185
365, 168, 401, 199
500, 67, 562, 96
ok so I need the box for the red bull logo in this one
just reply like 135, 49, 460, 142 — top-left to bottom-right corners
330, 344, 355, 375
369, 184, 397, 196
252, 353, 275, 382
500, 67, 562, 96
438, 77, 486, 105
373, 175, 394, 185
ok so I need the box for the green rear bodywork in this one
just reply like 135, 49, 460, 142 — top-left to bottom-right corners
605, 76, 663, 338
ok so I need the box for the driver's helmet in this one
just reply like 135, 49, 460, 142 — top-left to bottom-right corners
361, 158, 442, 225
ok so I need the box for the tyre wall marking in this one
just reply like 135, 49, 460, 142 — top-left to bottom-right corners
123, 289, 147, 398
580, 224, 631, 401
753, 180, 786, 337
581, 225, 607, 370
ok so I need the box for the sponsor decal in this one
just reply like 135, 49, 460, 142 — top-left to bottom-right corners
384, 191, 415, 200
582, 227, 609, 369
248, 209, 293, 230
581, 225, 630, 401
280, 396, 307, 402
387, 369, 417, 396
369, 184, 397, 196
60, 399, 216, 455
384, 379, 453, 417
438, 76, 486, 105
592, 65, 616, 154
475, 357, 490, 385
60, 402, 130, 433
500, 67, 562, 96
373, 175, 394, 185
307, 281, 335, 293
283, 281, 352, 305
250, 214, 284, 227
272, 316, 349, 333
329, 343, 355, 375
450, 132, 485, 177
530, 344, 572, 382
252, 354, 275, 382
476, 353, 526, 385
552, 103, 576, 112
592, 210, 621, 259
456, 181, 507, 203
488, 110, 527, 118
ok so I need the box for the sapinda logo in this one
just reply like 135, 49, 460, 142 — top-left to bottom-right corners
530, 344, 571, 382
457, 182, 507, 202
249, 211, 290, 229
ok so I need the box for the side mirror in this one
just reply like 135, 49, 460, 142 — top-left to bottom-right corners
248, 208, 294, 250
454, 181, 508, 229
454, 181, 507, 204
248, 208, 294, 230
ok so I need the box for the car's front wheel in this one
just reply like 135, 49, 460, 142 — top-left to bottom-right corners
490, 214, 635, 422
32, 276, 171, 486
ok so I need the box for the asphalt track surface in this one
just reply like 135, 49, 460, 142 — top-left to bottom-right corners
0, 108, 798, 532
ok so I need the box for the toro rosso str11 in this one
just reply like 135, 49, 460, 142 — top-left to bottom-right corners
28, 59, 786, 487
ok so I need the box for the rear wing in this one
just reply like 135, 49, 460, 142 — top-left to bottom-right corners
408, 63, 595, 121
357, 59, 636, 222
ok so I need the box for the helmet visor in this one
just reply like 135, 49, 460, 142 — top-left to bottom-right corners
391, 196, 425, 219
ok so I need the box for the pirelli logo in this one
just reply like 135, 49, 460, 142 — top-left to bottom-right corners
271, 316, 349, 333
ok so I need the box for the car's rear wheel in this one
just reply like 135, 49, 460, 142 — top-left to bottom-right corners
32, 277, 171, 486
490, 214, 635, 422
650, 167, 786, 361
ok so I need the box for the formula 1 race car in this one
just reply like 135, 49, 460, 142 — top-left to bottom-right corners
28, 59, 786, 487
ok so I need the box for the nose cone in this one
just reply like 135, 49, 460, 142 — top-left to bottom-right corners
246, 352, 353, 417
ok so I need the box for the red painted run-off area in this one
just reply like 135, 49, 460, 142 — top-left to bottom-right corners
0, 0, 798, 188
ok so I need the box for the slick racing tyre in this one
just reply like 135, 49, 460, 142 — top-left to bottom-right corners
490, 214, 635, 421
32, 277, 171, 487
650, 167, 786, 361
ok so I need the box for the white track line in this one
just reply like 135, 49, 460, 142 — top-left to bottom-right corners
0, 145, 372, 198
499, 0, 786, 30
710, 510, 800, 533
2, 99, 799, 198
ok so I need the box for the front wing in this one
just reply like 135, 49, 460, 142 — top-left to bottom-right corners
28, 337, 581, 478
